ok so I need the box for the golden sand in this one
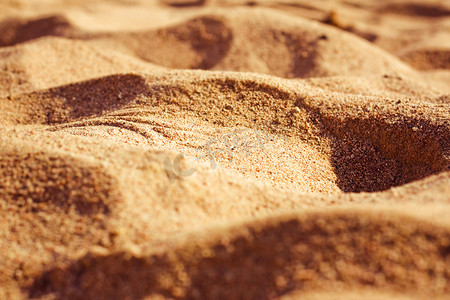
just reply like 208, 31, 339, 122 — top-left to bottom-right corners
0, 0, 449, 299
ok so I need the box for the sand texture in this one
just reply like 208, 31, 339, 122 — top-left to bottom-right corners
0, 0, 449, 299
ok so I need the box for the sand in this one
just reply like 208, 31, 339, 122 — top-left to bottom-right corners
0, 0, 449, 299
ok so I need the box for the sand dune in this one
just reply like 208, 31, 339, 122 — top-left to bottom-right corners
0, 9, 417, 78
0, 37, 164, 97
27, 210, 450, 299
0, 0, 449, 299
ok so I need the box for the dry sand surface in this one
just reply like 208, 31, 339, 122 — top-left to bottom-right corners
0, 0, 449, 299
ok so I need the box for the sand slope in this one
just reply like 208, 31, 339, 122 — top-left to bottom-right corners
0, 0, 449, 299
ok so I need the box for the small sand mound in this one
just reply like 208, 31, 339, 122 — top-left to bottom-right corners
0, 9, 416, 78
0, 37, 163, 97
111, 9, 415, 78
2, 71, 448, 193
0, 132, 120, 300
0, 73, 149, 125
0, 148, 116, 215
29, 210, 450, 299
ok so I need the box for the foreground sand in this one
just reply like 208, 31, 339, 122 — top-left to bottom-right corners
0, 0, 449, 299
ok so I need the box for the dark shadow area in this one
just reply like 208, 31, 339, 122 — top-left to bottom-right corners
50, 73, 149, 122
380, 3, 450, 17
186, 17, 233, 70
162, 0, 207, 7
0, 15, 76, 47
129, 16, 233, 70
280, 31, 319, 78
0, 73, 149, 125
346, 28, 378, 43
326, 117, 449, 193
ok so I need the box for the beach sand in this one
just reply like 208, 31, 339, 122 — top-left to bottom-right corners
0, 0, 449, 299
